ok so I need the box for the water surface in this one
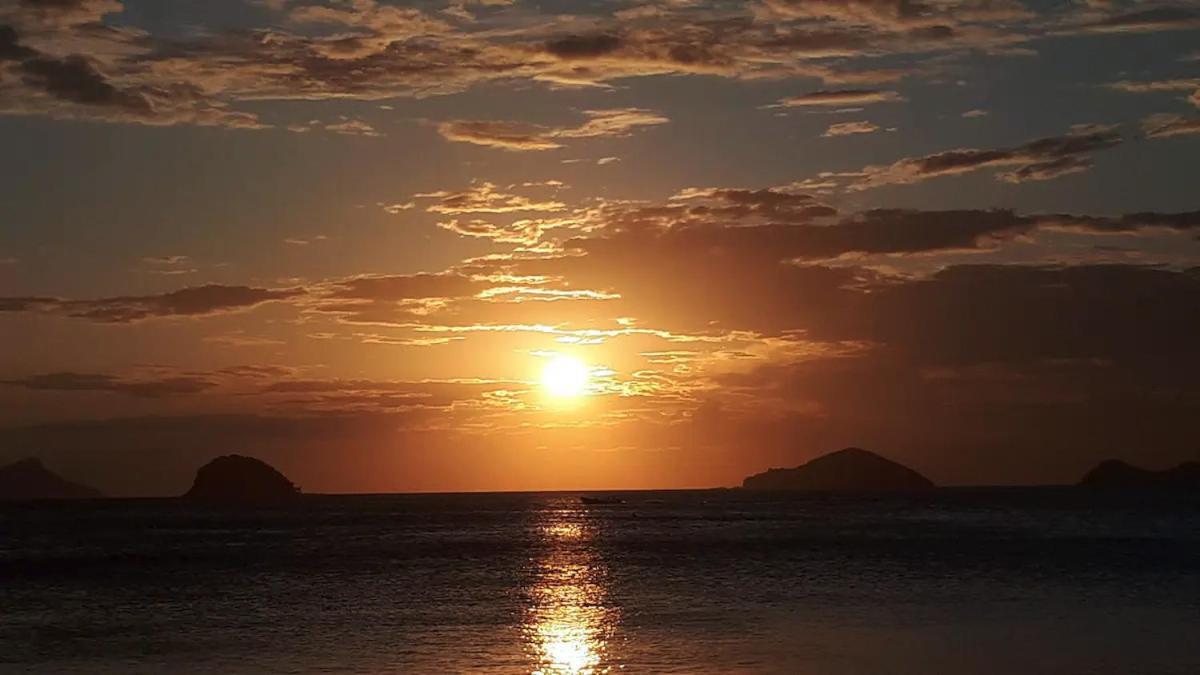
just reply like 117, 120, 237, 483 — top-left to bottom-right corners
2, 489, 1198, 673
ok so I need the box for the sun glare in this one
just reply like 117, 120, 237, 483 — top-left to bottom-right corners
541, 355, 591, 399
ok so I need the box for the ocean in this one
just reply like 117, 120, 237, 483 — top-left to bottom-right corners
2, 488, 1198, 674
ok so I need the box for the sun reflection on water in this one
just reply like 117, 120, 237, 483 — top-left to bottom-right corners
526, 506, 618, 675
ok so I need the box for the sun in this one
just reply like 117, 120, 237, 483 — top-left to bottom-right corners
541, 355, 591, 399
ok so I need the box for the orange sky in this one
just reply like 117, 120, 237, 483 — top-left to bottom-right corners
1, 0, 1199, 495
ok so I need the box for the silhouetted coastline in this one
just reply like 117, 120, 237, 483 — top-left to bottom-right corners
184, 454, 300, 504
742, 447, 935, 492
0, 458, 103, 501
1080, 459, 1200, 489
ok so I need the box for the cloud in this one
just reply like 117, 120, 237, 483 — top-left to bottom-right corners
1142, 113, 1200, 138
0, 24, 266, 129
136, 255, 196, 275
5, 197, 1195, 335
323, 272, 486, 302
461, 196, 1200, 343
287, 118, 380, 135
0, 0, 1188, 133
310, 271, 497, 326
822, 120, 880, 136
774, 89, 904, 107
382, 201, 415, 213
436, 120, 565, 150
437, 218, 548, 245
0, 0, 1009, 132
437, 108, 668, 151
0, 284, 302, 323
962, 108, 988, 118
669, 187, 838, 223
553, 108, 669, 138
1073, 6, 1200, 34
141, 255, 190, 266
1107, 78, 1200, 109
759, 0, 1032, 28
0, 0, 124, 30
544, 33, 623, 60
2, 372, 217, 397
204, 332, 288, 347
850, 124, 1123, 189
822, 265, 1200, 366
4, 178, 1199, 490
413, 182, 566, 214
18, 53, 151, 112
1107, 78, 1200, 94
283, 235, 329, 245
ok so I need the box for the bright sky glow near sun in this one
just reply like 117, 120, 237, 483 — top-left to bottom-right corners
0, 0, 1198, 496
541, 356, 591, 400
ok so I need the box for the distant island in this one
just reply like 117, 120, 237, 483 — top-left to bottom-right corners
185, 455, 301, 503
1079, 459, 1200, 489
742, 447, 935, 492
0, 457, 104, 501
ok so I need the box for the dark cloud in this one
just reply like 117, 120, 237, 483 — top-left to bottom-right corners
4, 0, 123, 29
476, 200, 1200, 338
1109, 210, 1200, 230
220, 364, 300, 379
1040, 210, 1200, 235
0, 0, 1180, 130
324, 272, 484, 302
256, 377, 516, 412
0, 25, 36, 60
0, 0, 1192, 133
19, 53, 151, 112
3, 371, 216, 397
760, 0, 1031, 28
0, 284, 302, 323
820, 264, 1200, 366
671, 187, 838, 223
0, 296, 56, 311
1078, 6, 1200, 33
705, 346, 1198, 485
851, 124, 1123, 188
544, 33, 623, 59
0, 21, 265, 128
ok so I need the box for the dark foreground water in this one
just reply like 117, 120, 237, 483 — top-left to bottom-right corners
2, 489, 1199, 674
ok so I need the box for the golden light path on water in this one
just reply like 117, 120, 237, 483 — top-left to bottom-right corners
525, 507, 619, 674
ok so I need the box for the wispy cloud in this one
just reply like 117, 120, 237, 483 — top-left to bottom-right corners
437, 109, 668, 151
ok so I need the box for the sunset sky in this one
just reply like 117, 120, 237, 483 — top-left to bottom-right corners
1, 0, 1198, 496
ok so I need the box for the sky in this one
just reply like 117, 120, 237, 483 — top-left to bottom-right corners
0, 0, 1197, 496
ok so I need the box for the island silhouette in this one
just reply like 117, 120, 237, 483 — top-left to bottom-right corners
0, 457, 103, 500
1079, 459, 1200, 489
5, 449, 1200, 500
185, 454, 301, 503
742, 447, 935, 492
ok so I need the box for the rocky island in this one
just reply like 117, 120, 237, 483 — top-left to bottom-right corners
742, 447, 935, 492
184, 455, 301, 503
1079, 459, 1200, 489
0, 457, 104, 500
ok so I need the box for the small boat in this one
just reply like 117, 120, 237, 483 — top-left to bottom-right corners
580, 496, 624, 505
